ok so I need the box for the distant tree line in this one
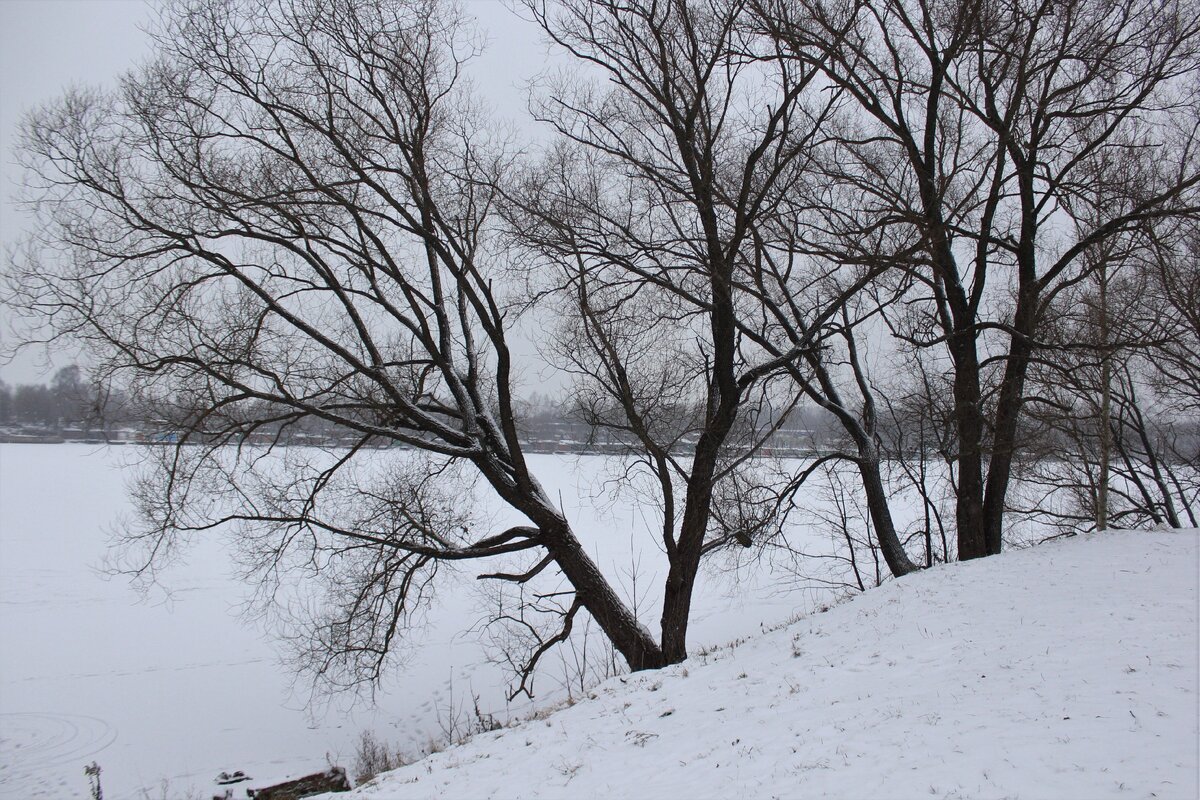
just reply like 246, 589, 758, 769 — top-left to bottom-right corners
0, 368, 847, 453
0, 365, 128, 435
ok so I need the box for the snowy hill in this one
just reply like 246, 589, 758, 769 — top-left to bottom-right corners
326, 530, 1198, 800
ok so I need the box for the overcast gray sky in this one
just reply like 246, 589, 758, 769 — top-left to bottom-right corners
0, 1, 151, 382
0, 0, 552, 385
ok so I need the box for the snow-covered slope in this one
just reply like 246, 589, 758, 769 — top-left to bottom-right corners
329, 530, 1199, 800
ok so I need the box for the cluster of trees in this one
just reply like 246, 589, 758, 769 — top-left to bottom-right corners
4, 0, 1197, 692
1013, 224, 1200, 531
0, 365, 117, 433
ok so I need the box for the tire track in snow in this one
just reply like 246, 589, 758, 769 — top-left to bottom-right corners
0, 712, 118, 797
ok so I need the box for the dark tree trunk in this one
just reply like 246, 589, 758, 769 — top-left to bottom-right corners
982, 293, 1038, 556
660, 244, 741, 664
949, 329, 989, 561
547, 521, 667, 670
659, 386, 740, 664
857, 445, 920, 576
659, 496, 710, 664
517, 493, 666, 671
797, 353, 920, 579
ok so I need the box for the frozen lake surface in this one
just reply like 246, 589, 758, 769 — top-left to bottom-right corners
0, 444, 823, 799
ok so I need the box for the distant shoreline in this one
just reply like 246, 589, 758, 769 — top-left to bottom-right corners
0, 435, 840, 459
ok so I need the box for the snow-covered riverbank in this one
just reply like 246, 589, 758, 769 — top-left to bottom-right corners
331, 529, 1199, 800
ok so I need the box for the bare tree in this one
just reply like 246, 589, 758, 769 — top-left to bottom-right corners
6, 0, 678, 690
1142, 217, 1200, 414
1016, 216, 1200, 533
758, 0, 1200, 558
504, 0, 924, 661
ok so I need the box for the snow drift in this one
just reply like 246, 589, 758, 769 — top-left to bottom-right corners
329, 530, 1199, 800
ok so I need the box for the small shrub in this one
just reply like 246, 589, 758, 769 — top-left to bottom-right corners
471, 694, 503, 735
352, 730, 409, 786
85, 762, 102, 800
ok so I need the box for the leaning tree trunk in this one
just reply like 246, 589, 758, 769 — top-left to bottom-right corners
857, 444, 920, 577
797, 351, 921, 578
515, 490, 666, 671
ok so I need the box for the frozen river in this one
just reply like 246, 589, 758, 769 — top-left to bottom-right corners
0, 444, 822, 799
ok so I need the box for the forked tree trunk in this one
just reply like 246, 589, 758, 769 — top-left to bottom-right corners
660, 257, 742, 664
797, 354, 921, 579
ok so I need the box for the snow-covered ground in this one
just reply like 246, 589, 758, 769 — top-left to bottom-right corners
0, 445, 831, 799
4, 445, 1194, 799
329, 529, 1199, 800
